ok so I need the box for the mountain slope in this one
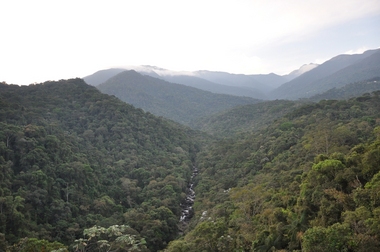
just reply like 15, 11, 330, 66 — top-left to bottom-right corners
165, 91, 380, 251
97, 70, 261, 125
137, 66, 288, 95
310, 77, 380, 101
161, 74, 267, 99
194, 70, 286, 94
0, 79, 202, 251
250, 73, 289, 89
83, 66, 290, 98
284, 63, 319, 81
83, 68, 126, 86
310, 50, 380, 93
191, 99, 302, 137
271, 49, 380, 99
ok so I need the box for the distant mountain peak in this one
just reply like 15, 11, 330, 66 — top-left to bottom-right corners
287, 63, 319, 79
271, 48, 380, 100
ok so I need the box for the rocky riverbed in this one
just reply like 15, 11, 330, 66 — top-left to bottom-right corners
178, 166, 198, 232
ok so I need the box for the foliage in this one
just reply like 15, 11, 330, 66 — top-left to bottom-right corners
310, 77, 380, 101
0, 79, 200, 251
2, 78, 380, 251
165, 91, 380, 251
191, 99, 303, 137
6, 237, 68, 252
73, 225, 147, 252
302, 223, 352, 252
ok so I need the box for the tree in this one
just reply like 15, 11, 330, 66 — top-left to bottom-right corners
7, 237, 68, 252
312, 159, 346, 184
73, 225, 147, 252
301, 223, 351, 252
189, 219, 228, 252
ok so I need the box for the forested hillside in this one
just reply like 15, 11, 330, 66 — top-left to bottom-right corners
2, 78, 380, 252
270, 49, 380, 100
165, 92, 380, 251
97, 70, 260, 126
0, 79, 202, 251
310, 77, 380, 101
191, 100, 302, 137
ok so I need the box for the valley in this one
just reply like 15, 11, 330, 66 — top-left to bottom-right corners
1, 48, 380, 251
179, 166, 198, 232
84, 49, 380, 102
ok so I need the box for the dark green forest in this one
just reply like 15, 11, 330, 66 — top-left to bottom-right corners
191, 100, 303, 137
310, 77, 380, 102
1, 79, 380, 251
0, 79, 202, 251
165, 92, 380, 251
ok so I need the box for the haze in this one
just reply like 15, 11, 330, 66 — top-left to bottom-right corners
1, 0, 379, 85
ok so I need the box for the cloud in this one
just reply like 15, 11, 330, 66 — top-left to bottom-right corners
344, 47, 371, 55
1, 0, 379, 84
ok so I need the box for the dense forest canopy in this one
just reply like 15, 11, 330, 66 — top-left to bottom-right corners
309, 77, 380, 101
165, 91, 380, 251
0, 79, 202, 251
190, 100, 303, 137
1, 78, 380, 251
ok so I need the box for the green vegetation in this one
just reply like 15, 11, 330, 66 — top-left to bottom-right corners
165, 91, 380, 251
310, 77, 380, 101
0, 79, 201, 251
73, 225, 147, 251
1, 78, 380, 251
191, 100, 303, 137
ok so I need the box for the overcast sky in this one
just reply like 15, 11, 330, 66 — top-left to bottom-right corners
1, 0, 379, 85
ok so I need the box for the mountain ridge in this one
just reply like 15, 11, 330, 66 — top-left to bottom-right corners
285, 63, 319, 80
83, 48, 380, 101
270, 48, 380, 99
97, 70, 261, 125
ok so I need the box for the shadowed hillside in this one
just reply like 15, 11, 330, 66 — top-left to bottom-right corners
271, 49, 380, 99
97, 70, 261, 125
0, 79, 203, 251
191, 100, 303, 137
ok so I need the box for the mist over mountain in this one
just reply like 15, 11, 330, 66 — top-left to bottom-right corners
161, 74, 268, 99
97, 70, 260, 125
83, 48, 380, 103
141, 68, 290, 97
249, 72, 290, 89
193, 70, 288, 94
284, 63, 319, 80
83, 68, 126, 86
83, 66, 290, 99
270, 49, 380, 99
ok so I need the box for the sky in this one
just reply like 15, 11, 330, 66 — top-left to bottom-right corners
1, 0, 380, 85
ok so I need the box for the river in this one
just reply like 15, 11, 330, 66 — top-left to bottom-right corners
178, 166, 198, 232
